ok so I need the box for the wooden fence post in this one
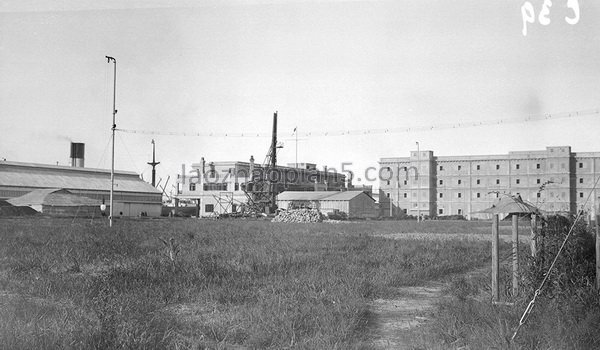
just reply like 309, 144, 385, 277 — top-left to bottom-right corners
596, 212, 600, 291
512, 214, 519, 297
492, 214, 499, 302
530, 214, 537, 258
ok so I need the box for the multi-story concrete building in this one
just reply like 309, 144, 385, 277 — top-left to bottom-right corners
379, 146, 600, 219
176, 156, 347, 217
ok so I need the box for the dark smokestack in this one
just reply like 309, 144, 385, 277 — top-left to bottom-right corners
70, 143, 85, 167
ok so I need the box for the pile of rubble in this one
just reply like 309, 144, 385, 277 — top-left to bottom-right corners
272, 209, 324, 223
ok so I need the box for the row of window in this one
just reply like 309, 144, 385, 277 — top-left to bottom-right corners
388, 177, 591, 187
438, 208, 463, 215
189, 183, 230, 191
439, 178, 537, 186
388, 191, 588, 199
204, 204, 238, 213
438, 162, 588, 171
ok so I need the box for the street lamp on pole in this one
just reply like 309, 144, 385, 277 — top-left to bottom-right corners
106, 56, 117, 227
397, 164, 400, 218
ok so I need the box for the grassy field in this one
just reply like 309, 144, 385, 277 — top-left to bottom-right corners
0, 216, 495, 349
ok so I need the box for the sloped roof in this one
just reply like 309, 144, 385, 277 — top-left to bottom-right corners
276, 191, 336, 201
8, 189, 101, 207
0, 161, 160, 194
473, 195, 542, 215
277, 191, 373, 202
325, 191, 374, 201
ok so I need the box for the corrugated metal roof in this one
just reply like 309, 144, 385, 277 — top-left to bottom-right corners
276, 191, 336, 201
8, 189, 101, 207
0, 161, 160, 194
277, 191, 372, 201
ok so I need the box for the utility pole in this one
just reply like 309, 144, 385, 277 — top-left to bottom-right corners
596, 201, 599, 291
512, 214, 519, 296
294, 126, 298, 168
492, 214, 500, 302
416, 142, 420, 221
106, 56, 117, 228
147, 139, 160, 187
397, 164, 400, 218
389, 189, 393, 217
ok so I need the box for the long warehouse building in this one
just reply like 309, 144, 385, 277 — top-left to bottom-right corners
0, 143, 162, 217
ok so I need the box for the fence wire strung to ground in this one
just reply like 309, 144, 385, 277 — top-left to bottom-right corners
511, 175, 600, 341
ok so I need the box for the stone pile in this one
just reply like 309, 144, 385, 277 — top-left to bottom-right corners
272, 209, 324, 223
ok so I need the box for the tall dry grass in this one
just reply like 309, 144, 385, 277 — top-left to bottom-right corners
0, 217, 490, 349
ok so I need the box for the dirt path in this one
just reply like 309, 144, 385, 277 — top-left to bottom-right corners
368, 283, 445, 349
368, 233, 500, 349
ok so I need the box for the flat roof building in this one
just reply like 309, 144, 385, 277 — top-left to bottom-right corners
379, 146, 600, 220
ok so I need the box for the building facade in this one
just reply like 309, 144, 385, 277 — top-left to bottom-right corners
379, 146, 600, 219
176, 157, 347, 217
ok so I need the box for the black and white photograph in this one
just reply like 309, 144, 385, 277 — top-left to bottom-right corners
1, 0, 599, 348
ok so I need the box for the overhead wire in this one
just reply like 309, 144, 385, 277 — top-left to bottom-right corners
115, 108, 599, 138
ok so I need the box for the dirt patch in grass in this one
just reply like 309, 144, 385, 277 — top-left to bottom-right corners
367, 233, 502, 349
368, 283, 445, 349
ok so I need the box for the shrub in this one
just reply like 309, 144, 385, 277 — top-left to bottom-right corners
429, 215, 600, 349
521, 215, 596, 299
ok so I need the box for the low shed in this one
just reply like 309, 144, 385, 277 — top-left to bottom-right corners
8, 188, 103, 217
276, 191, 378, 219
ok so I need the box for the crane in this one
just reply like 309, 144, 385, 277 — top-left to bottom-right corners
241, 111, 284, 215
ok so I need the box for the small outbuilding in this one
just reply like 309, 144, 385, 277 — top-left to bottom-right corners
7, 188, 103, 217
276, 191, 378, 219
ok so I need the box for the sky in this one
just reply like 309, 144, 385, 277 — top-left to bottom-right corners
1, 0, 599, 195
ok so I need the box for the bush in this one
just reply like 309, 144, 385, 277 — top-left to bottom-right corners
429, 215, 600, 349
436, 215, 467, 221
326, 210, 348, 220
522, 215, 596, 299
516, 215, 600, 348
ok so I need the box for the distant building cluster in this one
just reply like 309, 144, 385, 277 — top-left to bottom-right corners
1, 143, 598, 220
176, 157, 349, 217
379, 146, 600, 219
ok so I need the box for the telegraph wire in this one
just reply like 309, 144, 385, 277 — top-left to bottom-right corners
95, 132, 113, 169
116, 108, 599, 138
116, 132, 145, 175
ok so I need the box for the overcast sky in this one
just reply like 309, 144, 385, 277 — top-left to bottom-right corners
1, 0, 599, 192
